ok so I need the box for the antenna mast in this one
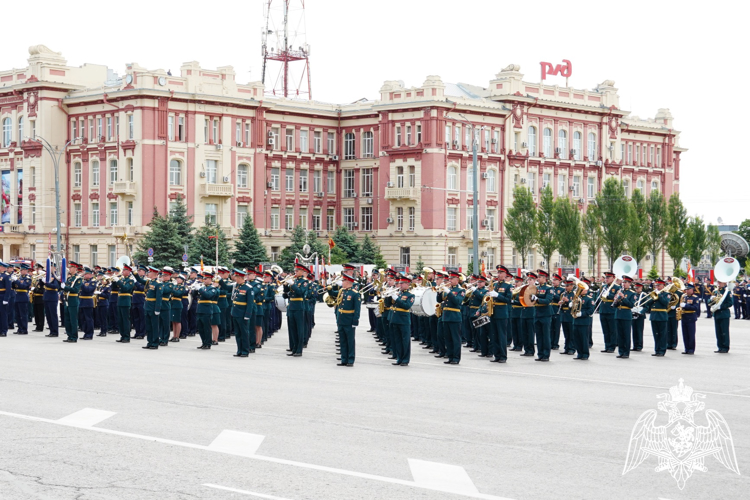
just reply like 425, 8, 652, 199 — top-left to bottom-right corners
261, 0, 312, 99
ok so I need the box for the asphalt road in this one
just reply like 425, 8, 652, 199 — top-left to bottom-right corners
1, 307, 749, 500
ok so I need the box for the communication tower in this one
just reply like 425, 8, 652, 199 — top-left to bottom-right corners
261, 0, 312, 99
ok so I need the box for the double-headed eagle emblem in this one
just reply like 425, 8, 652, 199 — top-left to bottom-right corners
623, 379, 740, 489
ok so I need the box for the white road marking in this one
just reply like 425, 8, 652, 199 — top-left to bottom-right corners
56, 408, 116, 427
0, 408, 515, 500
209, 430, 265, 457
409, 458, 479, 495
204, 484, 295, 499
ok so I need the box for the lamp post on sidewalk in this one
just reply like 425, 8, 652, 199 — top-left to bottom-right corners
33, 135, 73, 264
453, 114, 484, 273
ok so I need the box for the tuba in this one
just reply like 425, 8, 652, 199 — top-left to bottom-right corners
709, 257, 741, 311
569, 278, 589, 317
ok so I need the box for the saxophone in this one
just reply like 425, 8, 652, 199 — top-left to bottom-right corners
482, 294, 494, 317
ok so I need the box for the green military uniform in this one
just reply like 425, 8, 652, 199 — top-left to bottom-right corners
534, 278, 553, 361
231, 277, 255, 356
285, 270, 309, 356
159, 279, 173, 345
114, 272, 136, 342
197, 282, 219, 349
144, 278, 163, 349
217, 278, 230, 341
489, 279, 512, 362
559, 288, 575, 355
442, 280, 465, 364
648, 288, 671, 356
599, 278, 620, 352
572, 294, 595, 360
335, 283, 361, 366
63, 274, 82, 342
712, 286, 733, 353
614, 285, 637, 358
389, 284, 415, 366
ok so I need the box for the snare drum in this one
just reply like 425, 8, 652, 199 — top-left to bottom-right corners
274, 294, 288, 312
410, 287, 438, 317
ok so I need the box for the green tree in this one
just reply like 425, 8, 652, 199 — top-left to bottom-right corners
168, 194, 194, 245
133, 208, 184, 269
278, 225, 308, 271
665, 194, 688, 272
358, 235, 387, 269
191, 223, 230, 267
414, 255, 425, 275
647, 266, 660, 280
536, 185, 557, 272
685, 216, 707, 267
734, 219, 750, 268
646, 190, 667, 269
582, 205, 603, 275
625, 189, 649, 266
332, 226, 360, 261
329, 246, 350, 265
553, 197, 582, 267
596, 178, 629, 268
505, 186, 537, 268
706, 224, 722, 264
231, 216, 268, 269
305, 230, 329, 261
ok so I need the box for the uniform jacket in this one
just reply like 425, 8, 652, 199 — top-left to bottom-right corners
491, 281, 513, 319
681, 293, 701, 322
12, 275, 32, 303
389, 290, 415, 326
336, 288, 361, 326
115, 275, 136, 307
78, 279, 97, 308
231, 283, 255, 319
712, 287, 733, 320
144, 280, 163, 313
535, 283, 553, 318
614, 289, 636, 321
197, 285, 219, 314
572, 295, 595, 326
441, 286, 465, 323
648, 291, 671, 322
285, 278, 308, 312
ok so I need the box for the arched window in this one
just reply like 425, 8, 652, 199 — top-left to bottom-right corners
573, 131, 582, 161
543, 128, 552, 157
169, 159, 182, 185
447, 165, 457, 190
237, 163, 249, 188
486, 169, 496, 193
558, 129, 568, 159
18, 117, 23, 142
636, 179, 644, 192
651, 180, 659, 193
109, 159, 118, 183
91, 160, 100, 187
528, 126, 537, 156
588, 132, 596, 160
2, 117, 11, 147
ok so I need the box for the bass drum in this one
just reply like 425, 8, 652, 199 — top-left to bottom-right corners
410, 287, 438, 317
274, 294, 288, 312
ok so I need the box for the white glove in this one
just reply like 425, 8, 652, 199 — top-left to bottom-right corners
154, 311, 160, 316
489, 291, 499, 298
575, 312, 582, 318
671, 305, 676, 310
2, 301, 7, 305
390, 292, 399, 300
244, 317, 250, 320
632, 307, 643, 315
60, 283, 66, 289
531, 294, 537, 301
710, 305, 719, 313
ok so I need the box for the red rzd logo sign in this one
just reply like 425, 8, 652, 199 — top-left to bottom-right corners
540, 60, 572, 80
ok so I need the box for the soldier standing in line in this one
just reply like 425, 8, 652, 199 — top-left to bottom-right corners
710, 280, 733, 353
441, 271, 465, 365
533, 270, 553, 362
549, 274, 564, 350
96, 271, 110, 337
78, 267, 97, 340
519, 272, 537, 358
196, 271, 218, 350
557, 279, 576, 356
679, 284, 701, 354
285, 264, 309, 357
11, 264, 32, 335
631, 282, 647, 352
62, 263, 82, 343
572, 281, 595, 361
32, 265, 46, 332
647, 278, 670, 357
614, 276, 637, 359
170, 273, 187, 342
509, 274, 524, 351
131, 265, 147, 339
487, 266, 512, 363
230, 269, 255, 357
334, 272, 361, 366
142, 266, 162, 350
389, 275, 415, 366
114, 264, 136, 343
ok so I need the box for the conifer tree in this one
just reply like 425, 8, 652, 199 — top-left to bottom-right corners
357, 235, 387, 269
133, 207, 184, 269
332, 226, 360, 261
231, 216, 268, 269
169, 195, 194, 245
191, 223, 230, 267
279, 225, 308, 271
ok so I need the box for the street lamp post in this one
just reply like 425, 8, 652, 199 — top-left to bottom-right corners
456, 114, 482, 273
34, 135, 73, 265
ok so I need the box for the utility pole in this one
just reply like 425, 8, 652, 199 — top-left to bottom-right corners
35, 135, 73, 266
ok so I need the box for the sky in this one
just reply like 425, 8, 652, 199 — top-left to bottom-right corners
3, 0, 748, 225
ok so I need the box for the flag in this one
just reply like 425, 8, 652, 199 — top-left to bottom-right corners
686, 261, 694, 284
481, 260, 486, 277
328, 237, 336, 250
200, 255, 204, 272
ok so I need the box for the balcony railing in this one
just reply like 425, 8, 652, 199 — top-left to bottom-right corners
199, 183, 234, 198
384, 187, 420, 200
112, 181, 137, 196
463, 230, 492, 241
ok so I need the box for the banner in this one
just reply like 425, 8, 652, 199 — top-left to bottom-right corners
16, 169, 22, 224
1, 170, 10, 224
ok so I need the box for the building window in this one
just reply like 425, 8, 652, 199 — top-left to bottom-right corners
467, 207, 474, 231
650, 146, 654, 165
105, 116, 112, 140
445, 124, 451, 147
361, 207, 373, 231
31, 203, 36, 225
417, 124, 422, 144
179, 116, 185, 141
587, 177, 595, 199
212, 119, 219, 144
285, 169, 294, 192
327, 171, 335, 193
636, 145, 641, 165
623, 179, 630, 198
168, 116, 174, 141
651, 180, 658, 193
362, 131, 374, 158
235, 122, 242, 145
465, 127, 471, 149
285, 207, 294, 230
362, 168, 373, 197
447, 247, 457, 266
205, 203, 218, 225
109, 202, 118, 226
109, 159, 118, 183
127, 201, 133, 226
408, 166, 415, 188
343, 207, 355, 230
395, 126, 401, 147
527, 252, 535, 269
92, 160, 100, 187
88, 118, 94, 141
396, 166, 404, 188
128, 158, 134, 181
327, 208, 335, 230
656, 147, 661, 167
271, 168, 280, 191
300, 130, 309, 153
542, 172, 551, 190
526, 172, 535, 192
97, 117, 102, 141
543, 128, 552, 157
73, 163, 82, 187
485, 169, 496, 193
108, 245, 116, 267
30, 243, 36, 261
312, 208, 321, 231
406, 125, 412, 145
487, 209, 496, 231
314, 131, 322, 153
572, 176, 581, 198
408, 207, 415, 231
299, 169, 308, 192
271, 207, 280, 229
486, 248, 495, 269
237, 164, 248, 188
627, 144, 633, 164
558, 130, 568, 159
397, 207, 404, 231
400, 247, 411, 266
313, 170, 322, 194
206, 159, 217, 184
344, 170, 355, 197
92, 202, 100, 227
573, 131, 582, 160
447, 166, 457, 190
299, 207, 308, 228
73, 244, 80, 263
344, 133, 355, 159
528, 126, 537, 156
71, 120, 77, 140
272, 128, 281, 149
18, 117, 23, 142
467, 167, 474, 192
169, 159, 182, 185
637, 179, 644, 193
74, 203, 82, 227
588, 132, 596, 160
91, 245, 98, 267
128, 114, 134, 140
447, 207, 457, 231
493, 130, 500, 153
269, 246, 279, 262
327, 132, 335, 155
30, 167, 36, 188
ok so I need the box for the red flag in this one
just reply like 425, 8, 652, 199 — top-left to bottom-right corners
328, 238, 336, 250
